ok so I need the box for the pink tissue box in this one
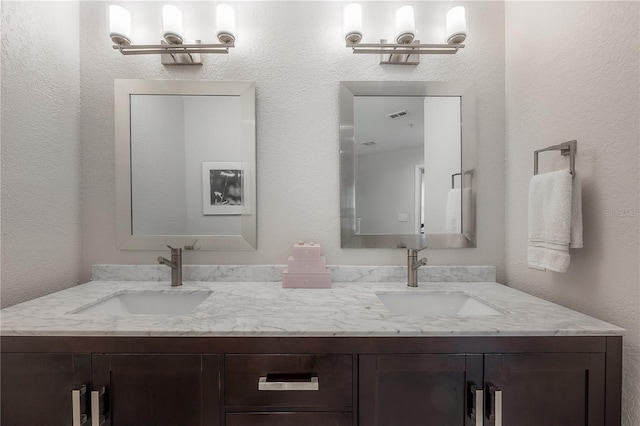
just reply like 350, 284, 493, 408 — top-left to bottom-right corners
292, 242, 322, 260
287, 256, 327, 273
282, 269, 332, 288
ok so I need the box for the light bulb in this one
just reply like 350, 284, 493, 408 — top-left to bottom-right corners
216, 4, 236, 44
395, 5, 415, 44
343, 3, 363, 45
162, 5, 184, 44
445, 6, 467, 45
109, 5, 132, 45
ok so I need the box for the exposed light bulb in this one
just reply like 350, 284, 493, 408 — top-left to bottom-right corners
343, 3, 363, 45
216, 4, 236, 44
445, 6, 467, 45
162, 5, 184, 44
109, 5, 132, 46
395, 5, 415, 44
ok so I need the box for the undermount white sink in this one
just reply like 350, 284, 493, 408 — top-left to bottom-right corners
71, 291, 212, 315
376, 292, 503, 317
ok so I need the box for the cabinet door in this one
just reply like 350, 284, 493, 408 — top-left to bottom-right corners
1, 353, 91, 426
92, 354, 220, 426
359, 354, 483, 426
484, 353, 605, 426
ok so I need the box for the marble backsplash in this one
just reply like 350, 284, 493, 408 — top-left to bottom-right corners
92, 264, 496, 283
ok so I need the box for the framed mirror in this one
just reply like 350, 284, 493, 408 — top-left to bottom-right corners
340, 81, 476, 249
115, 80, 256, 250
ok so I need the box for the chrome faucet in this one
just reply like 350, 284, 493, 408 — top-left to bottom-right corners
407, 248, 428, 287
157, 245, 182, 287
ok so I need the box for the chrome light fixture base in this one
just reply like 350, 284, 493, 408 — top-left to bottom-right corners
379, 39, 420, 65
348, 39, 464, 66
112, 39, 234, 65
161, 40, 201, 65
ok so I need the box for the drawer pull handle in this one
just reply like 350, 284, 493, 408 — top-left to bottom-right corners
91, 386, 108, 426
72, 385, 88, 426
467, 383, 483, 426
487, 384, 503, 426
258, 374, 319, 391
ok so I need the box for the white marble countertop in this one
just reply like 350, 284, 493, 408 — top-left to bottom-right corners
0, 280, 624, 337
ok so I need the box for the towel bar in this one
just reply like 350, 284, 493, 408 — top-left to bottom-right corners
534, 140, 577, 176
451, 172, 461, 189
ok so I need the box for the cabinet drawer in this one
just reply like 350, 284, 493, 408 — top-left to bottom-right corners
226, 412, 352, 426
225, 354, 352, 410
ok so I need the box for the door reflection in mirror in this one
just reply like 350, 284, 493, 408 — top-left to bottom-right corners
353, 96, 460, 236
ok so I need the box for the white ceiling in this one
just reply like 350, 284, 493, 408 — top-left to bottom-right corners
353, 96, 425, 156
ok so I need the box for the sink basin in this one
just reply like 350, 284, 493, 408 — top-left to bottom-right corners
376, 292, 503, 317
71, 291, 212, 315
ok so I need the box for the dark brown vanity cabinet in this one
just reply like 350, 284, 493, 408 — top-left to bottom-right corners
483, 353, 606, 426
1, 353, 92, 426
91, 354, 221, 426
359, 351, 615, 426
359, 354, 483, 426
225, 354, 353, 425
0, 336, 622, 426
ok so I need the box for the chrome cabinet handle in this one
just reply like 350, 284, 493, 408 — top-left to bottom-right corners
487, 384, 503, 426
91, 386, 108, 426
475, 387, 484, 426
258, 375, 319, 391
495, 389, 503, 426
72, 385, 88, 426
468, 383, 483, 426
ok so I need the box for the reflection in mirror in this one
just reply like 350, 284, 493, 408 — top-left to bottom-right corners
131, 95, 242, 235
115, 80, 256, 250
354, 96, 461, 235
340, 81, 476, 249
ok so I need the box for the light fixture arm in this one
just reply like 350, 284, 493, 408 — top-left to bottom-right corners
348, 41, 464, 55
112, 42, 234, 56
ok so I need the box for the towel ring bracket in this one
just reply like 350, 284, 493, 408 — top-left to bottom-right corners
534, 140, 577, 176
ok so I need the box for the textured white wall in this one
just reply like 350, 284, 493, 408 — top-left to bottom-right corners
79, 1, 506, 281
504, 2, 640, 425
1, 1, 81, 308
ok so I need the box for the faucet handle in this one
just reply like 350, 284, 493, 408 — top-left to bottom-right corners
166, 245, 182, 255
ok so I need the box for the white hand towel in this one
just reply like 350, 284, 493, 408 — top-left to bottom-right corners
445, 188, 461, 233
570, 174, 583, 248
528, 169, 583, 272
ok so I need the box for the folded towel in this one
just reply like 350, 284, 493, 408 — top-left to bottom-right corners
570, 174, 583, 249
528, 170, 583, 272
445, 188, 461, 233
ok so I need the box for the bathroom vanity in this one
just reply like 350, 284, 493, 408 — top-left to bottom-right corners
1, 267, 623, 426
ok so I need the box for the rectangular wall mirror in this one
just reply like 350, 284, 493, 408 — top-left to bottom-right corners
340, 81, 476, 249
115, 80, 256, 250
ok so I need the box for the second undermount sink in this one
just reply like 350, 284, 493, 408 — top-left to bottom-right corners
376, 292, 503, 317
71, 291, 212, 315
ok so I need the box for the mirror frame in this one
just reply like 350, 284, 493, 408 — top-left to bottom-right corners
115, 79, 256, 250
340, 81, 476, 249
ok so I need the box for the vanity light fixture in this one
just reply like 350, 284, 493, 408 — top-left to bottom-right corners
109, 5, 132, 46
343, 3, 466, 65
445, 6, 467, 45
394, 5, 416, 44
216, 4, 236, 44
109, 4, 236, 65
162, 5, 185, 45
